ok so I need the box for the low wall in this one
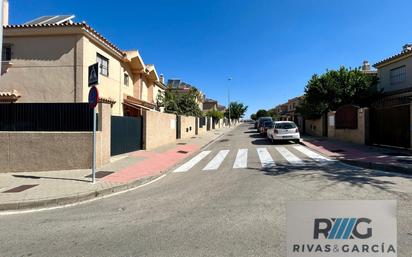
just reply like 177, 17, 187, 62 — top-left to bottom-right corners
0, 102, 111, 173
0, 132, 107, 173
180, 115, 196, 139
327, 108, 368, 145
305, 117, 324, 136
143, 111, 177, 150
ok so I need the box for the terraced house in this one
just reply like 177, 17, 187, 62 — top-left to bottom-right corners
0, 12, 166, 116
371, 44, 412, 148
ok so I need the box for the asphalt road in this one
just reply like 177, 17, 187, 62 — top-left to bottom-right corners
2, 123, 412, 257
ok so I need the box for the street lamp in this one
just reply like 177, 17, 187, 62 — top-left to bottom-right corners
228, 77, 232, 127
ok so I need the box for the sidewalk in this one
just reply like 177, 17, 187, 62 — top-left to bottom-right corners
0, 126, 234, 212
301, 135, 412, 174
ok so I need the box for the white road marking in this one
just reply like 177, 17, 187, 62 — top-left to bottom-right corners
233, 149, 248, 169
203, 150, 230, 170
173, 151, 211, 172
293, 145, 331, 162
257, 148, 276, 168
275, 146, 304, 165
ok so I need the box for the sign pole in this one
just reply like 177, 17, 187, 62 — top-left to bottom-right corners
92, 106, 96, 183
88, 63, 99, 183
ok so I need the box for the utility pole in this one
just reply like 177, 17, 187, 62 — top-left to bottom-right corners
228, 77, 232, 127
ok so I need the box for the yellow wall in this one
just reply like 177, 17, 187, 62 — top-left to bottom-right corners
0, 35, 80, 102
143, 111, 176, 150
82, 36, 134, 115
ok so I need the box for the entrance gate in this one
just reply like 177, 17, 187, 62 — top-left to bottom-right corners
370, 98, 410, 148
111, 116, 143, 156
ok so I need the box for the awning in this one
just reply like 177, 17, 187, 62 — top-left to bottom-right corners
123, 95, 156, 111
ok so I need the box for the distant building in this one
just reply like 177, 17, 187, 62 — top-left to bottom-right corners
167, 79, 205, 110
203, 98, 218, 112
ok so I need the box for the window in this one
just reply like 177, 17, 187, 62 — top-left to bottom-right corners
96, 53, 109, 76
2, 45, 12, 61
124, 73, 129, 86
390, 66, 406, 85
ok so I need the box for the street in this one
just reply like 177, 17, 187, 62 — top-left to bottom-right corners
1, 123, 412, 257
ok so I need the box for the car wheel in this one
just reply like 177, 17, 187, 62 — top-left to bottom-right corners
294, 139, 300, 144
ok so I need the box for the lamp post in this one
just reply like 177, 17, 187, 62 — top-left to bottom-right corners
228, 77, 232, 127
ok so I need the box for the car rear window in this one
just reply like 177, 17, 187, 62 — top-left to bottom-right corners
275, 123, 297, 129
263, 121, 273, 127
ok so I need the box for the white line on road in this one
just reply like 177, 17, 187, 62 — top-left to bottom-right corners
203, 150, 230, 171
173, 151, 211, 172
275, 146, 304, 165
293, 145, 331, 162
257, 148, 276, 168
233, 149, 248, 169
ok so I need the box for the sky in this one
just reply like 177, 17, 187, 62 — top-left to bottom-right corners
10, 0, 412, 118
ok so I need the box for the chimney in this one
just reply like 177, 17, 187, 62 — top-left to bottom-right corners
159, 74, 164, 83
402, 43, 412, 52
2, 0, 9, 26
361, 60, 371, 71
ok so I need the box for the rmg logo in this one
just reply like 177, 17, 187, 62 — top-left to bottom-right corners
314, 218, 372, 240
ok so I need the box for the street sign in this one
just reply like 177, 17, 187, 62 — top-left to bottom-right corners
88, 86, 99, 109
88, 63, 99, 87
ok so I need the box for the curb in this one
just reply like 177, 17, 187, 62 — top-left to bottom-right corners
339, 159, 412, 175
300, 140, 412, 175
0, 172, 165, 212
0, 127, 233, 213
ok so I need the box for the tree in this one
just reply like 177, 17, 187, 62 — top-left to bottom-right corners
157, 87, 179, 114
250, 113, 257, 120
225, 101, 248, 120
255, 109, 269, 119
297, 66, 379, 119
206, 109, 224, 121
157, 86, 203, 117
177, 88, 203, 117
267, 108, 279, 120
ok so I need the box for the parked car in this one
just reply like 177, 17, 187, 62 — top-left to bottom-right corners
267, 121, 300, 143
259, 120, 274, 135
256, 117, 272, 132
254, 120, 258, 129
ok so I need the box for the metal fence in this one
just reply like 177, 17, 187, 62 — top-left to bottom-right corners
0, 103, 94, 131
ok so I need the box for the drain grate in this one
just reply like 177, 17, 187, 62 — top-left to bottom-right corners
85, 171, 114, 179
219, 139, 229, 142
177, 150, 189, 154
177, 143, 187, 145
3, 184, 39, 193
191, 137, 196, 139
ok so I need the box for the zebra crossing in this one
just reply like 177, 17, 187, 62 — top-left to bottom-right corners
173, 145, 332, 173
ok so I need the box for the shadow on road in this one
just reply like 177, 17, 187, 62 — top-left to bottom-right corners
246, 162, 412, 193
